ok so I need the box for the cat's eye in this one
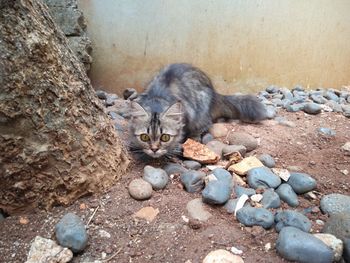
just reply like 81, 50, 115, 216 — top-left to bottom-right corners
140, 134, 150, 142
160, 134, 171, 142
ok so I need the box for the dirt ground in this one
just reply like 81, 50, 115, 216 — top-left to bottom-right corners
0, 109, 349, 263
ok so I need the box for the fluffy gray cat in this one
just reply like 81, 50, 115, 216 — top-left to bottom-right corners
128, 63, 267, 158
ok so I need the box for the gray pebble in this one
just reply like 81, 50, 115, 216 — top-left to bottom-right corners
163, 163, 188, 176
55, 213, 88, 253
275, 210, 312, 232
224, 199, 238, 213
202, 181, 231, 205
123, 88, 138, 100
322, 212, 350, 241
273, 94, 284, 100
317, 127, 336, 136
276, 183, 299, 207
266, 85, 279, 94
344, 238, 350, 263
128, 179, 153, 200
303, 102, 322, 114
287, 172, 317, 194
0, 212, 5, 222
261, 188, 281, 209
276, 226, 333, 263
247, 167, 281, 189
342, 105, 350, 117
206, 140, 226, 156
236, 207, 274, 229
202, 133, 214, 144
226, 132, 258, 152
280, 88, 294, 100
285, 103, 305, 112
310, 94, 327, 104
326, 100, 343, 112
183, 160, 201, 170
260, 90, 271, 97
212, 168, 233, 188
293, 85, 305, 92
258, 153, 275, 168
320, 194, 350, 216
96, 90, 107, 100
324, 91, 339, 102
271, 98, 284, 107
180, 170, 205, 193
105, 97, 115, 107
275, 116, 296, 127
234, 185, 256, 197
265, 105, 277, 119
143, 165, 169, 190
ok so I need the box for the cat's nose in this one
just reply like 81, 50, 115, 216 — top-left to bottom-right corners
151, 145, 159, 152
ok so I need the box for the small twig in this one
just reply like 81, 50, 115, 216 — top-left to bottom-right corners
86, 205, 99, 226
103, 247, 123, 262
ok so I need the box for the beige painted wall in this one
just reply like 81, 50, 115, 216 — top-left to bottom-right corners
79, 0, 350, 95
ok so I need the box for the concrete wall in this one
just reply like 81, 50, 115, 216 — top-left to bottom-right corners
79, 0, 350, 95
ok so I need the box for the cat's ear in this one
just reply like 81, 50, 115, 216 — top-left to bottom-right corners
161, 102, 183, 123
130, 101, 149, 119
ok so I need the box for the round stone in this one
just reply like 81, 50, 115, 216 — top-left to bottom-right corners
303, 102, 322, 114
206, 140, 226, 156
287, 172, 317, 194
275, 210, 312, 232
227, 132, 258, 152
163, 163, 188, 175
55, 213, 88, 253
203, 249, 244, 263
235, 185, 256, 197
276, 227, 333, 263
128, 179, 153, 200
261, 188, 281, 209
275, 183, 299, 207
180, 170, 205, 193
202, 180, 232, 205
143, 165, 169, 190
183, 160, 201, 170
247, 167, 281, 189
209, 123, 229, 138
236, 207, 274, 229
258, 153, 276, 168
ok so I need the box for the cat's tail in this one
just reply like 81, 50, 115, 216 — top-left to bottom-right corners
211, 94, 267, 123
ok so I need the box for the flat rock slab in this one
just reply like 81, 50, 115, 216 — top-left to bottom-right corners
183, 139, 220, 164
133, 206, 159, 222
228, 156, 264, 175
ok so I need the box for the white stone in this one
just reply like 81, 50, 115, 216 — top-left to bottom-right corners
25, 236, 73, 263
234, 194, 249, 216
203, 249, 244, 263
313, 233, 343, 262
250, 194, 263, 202
186, 198, 212, 221
272, 168, 291, 181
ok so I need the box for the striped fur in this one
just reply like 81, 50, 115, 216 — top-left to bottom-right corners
129, 63, 267, 158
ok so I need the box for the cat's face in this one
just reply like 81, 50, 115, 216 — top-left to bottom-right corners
129, 101, 184, 158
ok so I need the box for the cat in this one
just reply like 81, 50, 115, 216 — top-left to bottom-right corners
128, 63, 267, 158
